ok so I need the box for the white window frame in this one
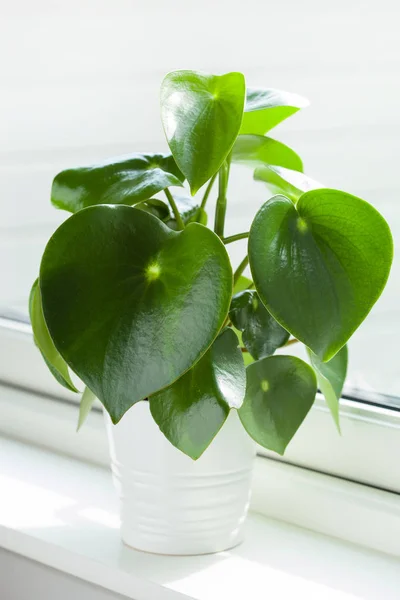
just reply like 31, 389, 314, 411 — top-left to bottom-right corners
1, 315, 400, 494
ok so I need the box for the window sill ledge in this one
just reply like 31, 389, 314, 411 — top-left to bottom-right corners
1, 436, 400, 600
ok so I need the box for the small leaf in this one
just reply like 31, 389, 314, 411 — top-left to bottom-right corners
77, 386, 97, 431
240, 87, 309, 135
161, 70, 246, 194
239, 355, 317, 454
249, 190, 393, 361
51, 153, 184, 213
150, 328, 245, 460
136, 198, 171, 221
308, 345, 348, 432
233, 275, 253, 294
230, 290, 289, 359
254, 165, 321, 202
40, 206, 232, 424
29, 279, 78, 393
165, 193, 201, 229
136, 193, 201, 230
232, 135, 303, 172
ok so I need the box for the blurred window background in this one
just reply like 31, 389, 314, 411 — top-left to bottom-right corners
1, 0, 398, 405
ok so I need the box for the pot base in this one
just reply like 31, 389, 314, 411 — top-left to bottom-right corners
105, 403, 256, 556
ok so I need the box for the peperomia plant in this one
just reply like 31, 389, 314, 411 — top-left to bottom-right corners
29, 70, 393, 459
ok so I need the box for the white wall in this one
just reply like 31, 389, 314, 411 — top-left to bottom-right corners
1, 0, 399, 395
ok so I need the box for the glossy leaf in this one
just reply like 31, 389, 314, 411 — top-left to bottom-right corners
239, 355, 317, 454
51, 153, 185, 213
150, 328, 245, 459
230, 290, 289, 359
254, 165, 321, 202
249, 191, 393, 361
240, 87, 309, 135
77, 386, 97, 431
232, 135, 303, 172
29, 278, 78, 393
309, 345, 348, 432
40, 205, 232, 423
161, 70, 246, 194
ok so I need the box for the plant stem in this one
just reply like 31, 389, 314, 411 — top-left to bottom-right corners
200, 173, 217, 210
164, 188, 184, 230
233, 255, 249, 286
214, 159, 230, 238
223, 232, 250, 245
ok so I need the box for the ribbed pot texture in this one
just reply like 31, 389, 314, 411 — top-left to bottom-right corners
104, 402, 256, 555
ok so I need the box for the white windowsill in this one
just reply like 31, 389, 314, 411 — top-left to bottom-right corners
1, 436, 400, 600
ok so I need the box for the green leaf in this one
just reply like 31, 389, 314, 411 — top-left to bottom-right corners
239, 355, 317, 454
249, 190, 393, 362
308, 345, 348, 432
150, 328, 245, 460
240, 87, 309, 135
230, 290, 289, 359
51, 153, 185, 213
77, 386, 97, 431
254, 165, 321, 202
233, 275, 253, 294
136, 193, 201, 230
136, 198, 171, 221
161, 70, 246, 194
232, 135, 303, 172
29, 279, 78, 393
165, 193, 201, 229
40, 205, 232, 423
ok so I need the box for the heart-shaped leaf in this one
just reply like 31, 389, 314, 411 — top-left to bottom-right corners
249, 190, 393, 361
161, 70, 246, 194
29, 278, 78, 392
51, 153, 185, 213
230, 290, 289, 359
308, 345, 348, 432
239, 355, 317, 454
232, 135, 303, 172
240, 87, 309, 135
77, 386, 97, 431
40, 205, 232, 423
150, 328, 245, 460
254, 165, 321, 202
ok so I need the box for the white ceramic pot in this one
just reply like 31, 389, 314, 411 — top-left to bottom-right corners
105, 401, 256, 555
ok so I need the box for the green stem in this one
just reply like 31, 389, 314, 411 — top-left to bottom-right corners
233, 255, 249, 286
201, 173, 217, 210
223, 232, 249, 245
164, 188, 184, 230
214, 158, 230, 238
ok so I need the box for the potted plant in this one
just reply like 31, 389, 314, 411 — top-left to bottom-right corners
29, 70, 393, 556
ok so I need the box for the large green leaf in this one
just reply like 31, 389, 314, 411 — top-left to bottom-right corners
150, 328, 245, 460
161, 70, 246, 194
40, 205, 232, 423
239, 355, 317, 454
309, 345, 348, 432
29, 279, 78, 393
249, 190, 393, 362
51, 153, 185, 213
231, 135, 303, 172
240, 87, 309, 135
230, 290, 289, 359
77, 386, 97, 431
254, 165, 321, 202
